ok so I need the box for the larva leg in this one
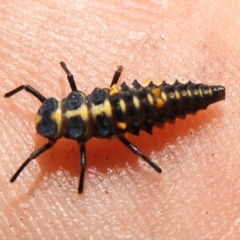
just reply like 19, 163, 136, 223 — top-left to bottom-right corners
110, 65, 123, 87
60, 61, 78, 91
10, 141, 56, 182
118, 136, 162, 173
78, 143, 86, 193
4, 85, 46, 103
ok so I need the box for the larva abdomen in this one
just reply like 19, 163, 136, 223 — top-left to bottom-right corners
104, 80, 225, 136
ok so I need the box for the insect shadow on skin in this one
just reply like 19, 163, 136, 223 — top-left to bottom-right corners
4, 62, 225, 193
36, 115, 210, 189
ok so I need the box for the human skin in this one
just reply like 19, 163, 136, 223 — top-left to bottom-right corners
0, 0, 240, 239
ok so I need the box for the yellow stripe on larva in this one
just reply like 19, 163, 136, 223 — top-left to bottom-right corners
65, 109, 80, 118
117, 122, 127, 130
143, 79, 151, 87
182, 90, 188, 96
156, 80, 163, 85
91, 99, 112, 118
51, 106, 62, 136
35, 114, 42, 125
156, 99, 164, 108
175, 91, 180, 99
151, 87, 161, 98
133, 96, 140, 109
51, 108, 62, 123
65, 105, 89, 121
80, 105, 89, 121
110, 85, 119, 96
204, 88, 210, 95
119, 99, 126, 113
161, 92, 167, 101
169, 92, 175, 98
147, 94, 154, 105
193, 89, 199, 95
102, 99, 112, 117
110, 84, 117, 89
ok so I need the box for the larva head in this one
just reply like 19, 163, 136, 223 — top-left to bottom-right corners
35, 98, 63, 139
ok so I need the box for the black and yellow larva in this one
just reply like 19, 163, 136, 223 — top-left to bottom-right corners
4, 62, 225, 193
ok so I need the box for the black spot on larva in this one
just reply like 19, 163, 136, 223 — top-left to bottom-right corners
110, 94, 120, 104
65, 92, 84, 110
95, 113, 112, 137
37, 118, 57, 139
38, 98, 58, 116
64, 116, 85, 139
37, 98, 59, 139
90, 88, 106, 105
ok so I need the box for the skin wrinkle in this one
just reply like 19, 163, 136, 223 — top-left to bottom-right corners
0, 0, 240, 239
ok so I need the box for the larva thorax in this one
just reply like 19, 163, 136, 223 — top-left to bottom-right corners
35, 80, 225, 142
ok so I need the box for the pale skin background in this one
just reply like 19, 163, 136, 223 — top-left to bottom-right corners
0, 0, 240, 239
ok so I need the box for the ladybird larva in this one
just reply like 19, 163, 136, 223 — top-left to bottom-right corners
4, 62, 225, 193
